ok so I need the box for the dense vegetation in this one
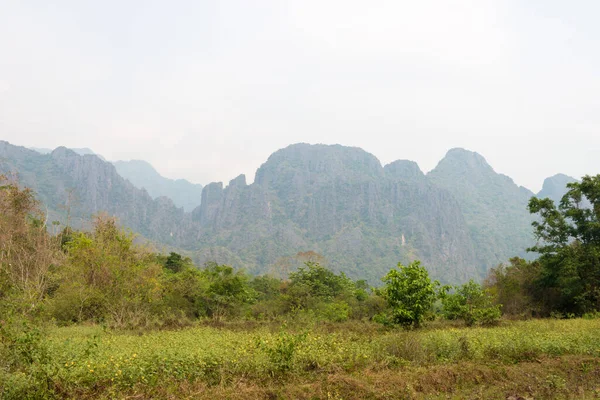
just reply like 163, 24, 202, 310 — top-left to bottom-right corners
3, 173, 600, 398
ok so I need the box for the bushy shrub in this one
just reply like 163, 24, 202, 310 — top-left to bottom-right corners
441, 280, 501, 326
378, 261, 438, 328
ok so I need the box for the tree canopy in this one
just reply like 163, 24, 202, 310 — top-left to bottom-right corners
528, 175, 600, 315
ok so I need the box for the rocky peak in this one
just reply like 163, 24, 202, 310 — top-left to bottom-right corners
537, 174, 578, 204
114, 160, 161, 178
228, 174, 247, 188
255, 143, 383, 187
431, 148, 494, 179
384, 160, 425, 182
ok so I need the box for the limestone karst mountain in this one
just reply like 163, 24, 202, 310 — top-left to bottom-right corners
193, 144, 478, 282
428, 148, 536, 273
30, 146, 202, 211
537, 173, 578, 205
1, 140, 571, 284
2, 141, 190, 245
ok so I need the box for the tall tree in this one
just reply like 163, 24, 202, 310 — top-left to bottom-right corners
528, 175, 600, 314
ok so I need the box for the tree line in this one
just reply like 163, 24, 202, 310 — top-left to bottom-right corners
2, 174, 600, 331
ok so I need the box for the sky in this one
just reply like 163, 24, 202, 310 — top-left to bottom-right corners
1, 1, 599, 192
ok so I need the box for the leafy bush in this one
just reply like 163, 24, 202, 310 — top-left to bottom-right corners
441, 280, 501, 326
378, 261, 438, 328
258, 330, 308, 375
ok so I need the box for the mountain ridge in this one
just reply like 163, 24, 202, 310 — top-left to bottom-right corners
113, 159, 203, 211
1, 140, 577, 284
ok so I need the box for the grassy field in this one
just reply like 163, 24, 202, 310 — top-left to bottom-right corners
4, 319, 600, 399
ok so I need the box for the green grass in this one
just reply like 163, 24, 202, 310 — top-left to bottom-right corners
4, 319, 600, 399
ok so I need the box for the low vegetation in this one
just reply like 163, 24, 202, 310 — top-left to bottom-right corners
4, 319, 600, 398
2, 174, 600, 398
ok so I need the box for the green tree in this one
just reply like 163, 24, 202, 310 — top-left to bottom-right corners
441, 280, 501, 326
288, 261, 354, 303
528, 175, 600, 315
163, 252, 192, 273
161, 267, 209, 321
484, 257, 541, 317
201, 262, 255, 320
379, 261, 438, 328
51, 215, 162, 327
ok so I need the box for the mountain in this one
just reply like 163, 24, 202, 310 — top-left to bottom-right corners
113, 160, 203, 212
191, 144, 478, 282
427, 148, 536, 273
29, 147, 53, 154
30, 146, 106, 161
537, 174, 578, 204
2, 140, 576, 284
1, 141, 190, 246
29, 146, 201, 210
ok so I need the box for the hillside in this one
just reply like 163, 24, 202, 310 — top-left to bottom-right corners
29, 146, 200, 210
0, 140, 568, 284
427, 148, 536, 273
192, 144, 478, 282
1, 141, 190, 246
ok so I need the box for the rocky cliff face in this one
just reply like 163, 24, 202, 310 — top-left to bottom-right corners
1, 140, 574, 284
191, 144, 479, 282
0, 141, 191, 246
427, 148, 536, 273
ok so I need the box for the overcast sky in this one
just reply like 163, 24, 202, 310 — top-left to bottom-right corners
1, 1, 599, 192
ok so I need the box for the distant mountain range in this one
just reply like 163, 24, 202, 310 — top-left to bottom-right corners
29, 147, 203, 211
31, 146, 107, 161
1, 140, 580, 284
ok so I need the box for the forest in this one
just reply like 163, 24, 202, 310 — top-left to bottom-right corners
2, 174, 600, 399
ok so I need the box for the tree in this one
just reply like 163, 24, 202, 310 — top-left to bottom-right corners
528, 175, 600, 315
285, 262, 369, 321
441, 280, 501, 326
288, 261, 354, 302
484, 257, 541, 317
0, 176, 63, 316
163, 252, 192, 273
379, 261, 438, 328
201, 262, 255, 320
51, 215, 162, 327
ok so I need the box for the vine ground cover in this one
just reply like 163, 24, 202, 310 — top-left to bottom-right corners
3, 319, 600, 399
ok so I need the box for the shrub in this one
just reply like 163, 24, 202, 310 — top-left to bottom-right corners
441, 280, 501, 326
379, 261, 438, 328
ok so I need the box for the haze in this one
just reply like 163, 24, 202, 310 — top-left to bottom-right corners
1, 1, 599, 192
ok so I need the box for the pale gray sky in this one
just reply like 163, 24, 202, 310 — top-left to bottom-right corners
1, 1, 599, 192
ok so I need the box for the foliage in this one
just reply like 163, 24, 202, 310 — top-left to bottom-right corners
440, 280, 501, 326
50, 215, 163, 328
201, 262, 256, 320
0, 176, 63, 317
257, 329, 308, 375
3, 319, 600, 398
160, 266, 208, 322
288, 262, 354, 305
485, 257, 541, 317
161, 252, 193, 273
378, 261, 438, 328
528, 175, 600, 315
